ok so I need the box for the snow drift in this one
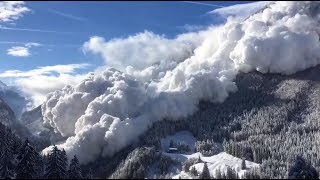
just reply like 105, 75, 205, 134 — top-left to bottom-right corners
42, 1, 320, 164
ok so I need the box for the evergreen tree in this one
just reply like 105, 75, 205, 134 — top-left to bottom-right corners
61, 149, 68, 174
16, 139, 38, 179
68, 155, 82, 179
241, 158, 247, 170
44, 145, 68, 179
197, 155, 202, 163
226, 166, 237, 179
0, 132, 15, 179
199, 162, 211, 179
288, 156, 319, 179
86, 168, 93, 179
190, 166, 198, 177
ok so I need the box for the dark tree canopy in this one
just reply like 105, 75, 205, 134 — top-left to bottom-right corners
288, 156, 319, 179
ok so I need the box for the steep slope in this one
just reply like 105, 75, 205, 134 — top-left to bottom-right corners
137, 64, 320, 179
0, 97, 31, 138
0, 97, 50, 151
0, 97, 18, 127
0, 81, 31, 119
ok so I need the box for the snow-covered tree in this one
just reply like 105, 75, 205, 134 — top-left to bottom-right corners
190, 166, 198, 177
16, 139, 38, 179
241, 158, 246, 170
44, 145, 68, 179
0, 132, 15, 179
68, 155, 82, 179
199, 162, 211, 179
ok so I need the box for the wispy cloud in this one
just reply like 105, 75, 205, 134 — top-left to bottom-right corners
0, 25, 72, 34
209, 1, 271, 19
6, 42, 42, 57
48, 9, 87, 22
182, 1, 225, 8
7, 46, 30, 57
0, 1, 30, 22
0, 63, 90, 77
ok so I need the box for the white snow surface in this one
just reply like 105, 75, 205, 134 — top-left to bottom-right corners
168, 152, 259, 179
146, 131, 259, 179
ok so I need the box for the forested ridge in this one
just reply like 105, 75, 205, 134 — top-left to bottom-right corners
2, 66, 320, 179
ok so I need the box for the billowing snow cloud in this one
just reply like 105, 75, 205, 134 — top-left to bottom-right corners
0, 1, 30, 22
42, 1, 320, 164
83, 31, 205, 72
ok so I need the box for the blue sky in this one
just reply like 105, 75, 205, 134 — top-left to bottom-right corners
0, 1, 253, 73
0, 1, 266, 104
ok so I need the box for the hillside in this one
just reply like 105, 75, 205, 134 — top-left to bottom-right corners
113, 64, 320, 179
0, 81, 31, 119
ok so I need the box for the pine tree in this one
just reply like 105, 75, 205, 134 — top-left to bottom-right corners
16, 139, 38, 179
0, 132, 15, 179
190, 166, 198, 177
44, 145, 68, 179
241, 158, 246, 170
226, 166, 237, 179
199, 162, 211, 179
61, 149, 68, 174
197, 155, 202, 163
86, 168, 93, 179
68, 155, 82, 179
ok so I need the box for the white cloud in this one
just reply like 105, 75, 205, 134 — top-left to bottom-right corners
7, 46, 30, 57
0, 63, 91, 106
0, 1, 30, 22
209, 1, 272, 19
6, 42, 42, 57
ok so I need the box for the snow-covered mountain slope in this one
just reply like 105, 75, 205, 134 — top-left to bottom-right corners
143, 130, 259, 179
171, 152, 259, 179
0, 97, 32, 138
0, 81, 31, 119
21, 105, 43, 125
0, 97, 17, 127
0, 96, 51, 151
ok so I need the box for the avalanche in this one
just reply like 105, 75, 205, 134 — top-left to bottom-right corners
42, 1, 320, 164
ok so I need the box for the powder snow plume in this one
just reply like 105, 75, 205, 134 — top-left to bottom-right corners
42, 1, 320, 164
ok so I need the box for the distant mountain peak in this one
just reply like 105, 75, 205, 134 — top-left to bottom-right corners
0, 81, 7, 89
